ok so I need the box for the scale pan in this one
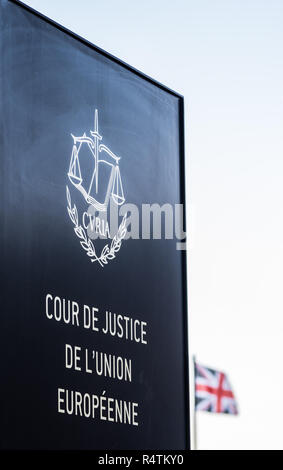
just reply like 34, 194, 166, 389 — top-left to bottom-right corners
68, 173, 82, 187
112, 193, 125, 206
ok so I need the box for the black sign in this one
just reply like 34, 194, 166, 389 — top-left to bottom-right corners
0, 0, 190, 450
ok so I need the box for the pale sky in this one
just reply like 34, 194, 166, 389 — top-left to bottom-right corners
22, 0, 283, 450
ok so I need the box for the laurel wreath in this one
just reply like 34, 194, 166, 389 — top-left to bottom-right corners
66, 185, 127, 267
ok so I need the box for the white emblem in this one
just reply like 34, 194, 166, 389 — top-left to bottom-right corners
66, 109, 127, 267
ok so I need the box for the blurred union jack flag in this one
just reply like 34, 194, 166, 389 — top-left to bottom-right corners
195, 361, 238, 415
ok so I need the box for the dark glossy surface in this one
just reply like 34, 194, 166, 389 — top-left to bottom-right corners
0, 0, 189, 449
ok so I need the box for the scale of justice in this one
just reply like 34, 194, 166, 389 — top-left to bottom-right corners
68, 110, 125, 213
